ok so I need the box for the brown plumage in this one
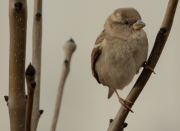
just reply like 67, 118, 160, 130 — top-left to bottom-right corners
91, 8, 148, 112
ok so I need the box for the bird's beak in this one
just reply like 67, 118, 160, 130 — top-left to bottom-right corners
133, 20, 146, 30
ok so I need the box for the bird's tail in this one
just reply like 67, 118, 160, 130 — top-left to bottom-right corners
108, 88, 114, 99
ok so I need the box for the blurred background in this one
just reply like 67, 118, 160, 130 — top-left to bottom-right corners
0, 0, 180, 131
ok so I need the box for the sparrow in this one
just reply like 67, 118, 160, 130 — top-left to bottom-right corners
91, 8, 148, 112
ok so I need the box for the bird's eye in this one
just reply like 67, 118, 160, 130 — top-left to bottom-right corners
124, 21, 129, 25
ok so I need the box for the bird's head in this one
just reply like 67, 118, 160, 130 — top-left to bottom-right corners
104, 8, 146, 38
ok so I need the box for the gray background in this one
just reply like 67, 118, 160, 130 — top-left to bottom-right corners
1, 0, 180, 131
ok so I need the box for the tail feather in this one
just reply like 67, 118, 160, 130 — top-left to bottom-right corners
108, 88, 114, 99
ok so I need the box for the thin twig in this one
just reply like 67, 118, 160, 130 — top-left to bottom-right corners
25, 64, 36, 131
107, 0, 179, 131
50, 39, 76, 131
8, 1, 27, 131
31, 0, 43, 130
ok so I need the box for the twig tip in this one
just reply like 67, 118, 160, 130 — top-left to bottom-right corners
69, 38, 74, 43
39, 110, 44, 115
4, 96, 9, 102
123, 122, 128, 128
14, 2, 23, 11
160, 27, 167, 34
64, 59, 69, 64
109, 119, 113, 123
25, 63, 36, 76
36, 13, 41, 18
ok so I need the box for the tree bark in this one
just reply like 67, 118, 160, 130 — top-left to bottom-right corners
31, 0, 43, 130
8, 0, 27, 131
25, 64, 36, 131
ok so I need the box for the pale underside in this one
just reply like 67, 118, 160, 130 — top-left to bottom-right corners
92, 30, 148, 98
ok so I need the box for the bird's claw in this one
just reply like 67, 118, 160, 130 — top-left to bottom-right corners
119, 99, 134, 113
143, 62, 156, 74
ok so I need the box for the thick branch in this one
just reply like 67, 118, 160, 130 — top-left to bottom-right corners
8, 0, 27, 131
31, 0, 43, 130
50, 39, 76, 131
107, 0, 179, 131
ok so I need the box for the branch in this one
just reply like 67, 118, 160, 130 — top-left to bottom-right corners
25, 64, 36, 131
50, 39, 76, 131
31, 0, 43, 130
107, 0, 179, 131
8, 1, 27, 131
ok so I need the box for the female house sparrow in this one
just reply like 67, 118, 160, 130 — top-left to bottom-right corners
91, 8, 148, 111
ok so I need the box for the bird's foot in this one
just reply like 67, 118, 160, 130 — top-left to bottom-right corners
118, 97, 134, 113
113, 89, 133, 112
143, 62, 156, 74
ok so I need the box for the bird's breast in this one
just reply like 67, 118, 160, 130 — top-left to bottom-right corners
95, 38, 137, 90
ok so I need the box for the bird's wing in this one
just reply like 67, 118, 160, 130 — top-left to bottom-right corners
91, 30, 105, 84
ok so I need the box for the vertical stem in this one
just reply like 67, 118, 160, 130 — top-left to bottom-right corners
25, 64, 36, 131
25, 82, 36, 131
8, 0, 27, 131
31, 0, 42, 130
50, 39, 76, 131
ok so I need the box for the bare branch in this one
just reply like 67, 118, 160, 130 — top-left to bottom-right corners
25, 64, 36, 131
8, 0, 27, 130
50, 39, 76, 131
31, 0, 43, 130
107, 0, 179, 131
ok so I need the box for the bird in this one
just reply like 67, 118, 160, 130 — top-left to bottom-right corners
91, 8, 148, 112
